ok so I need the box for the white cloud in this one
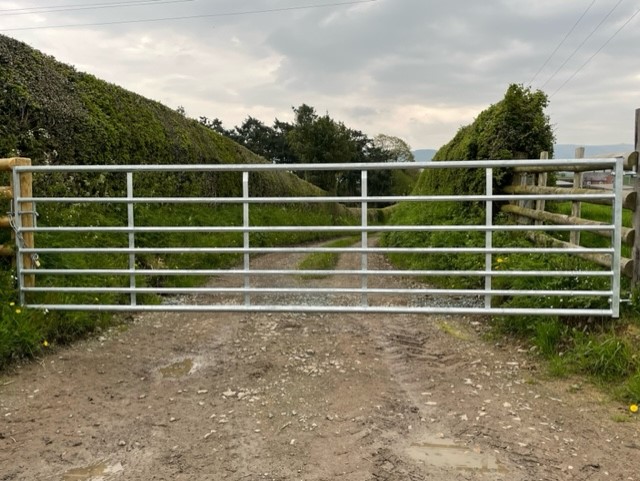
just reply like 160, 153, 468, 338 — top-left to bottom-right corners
1, 0, 639, 149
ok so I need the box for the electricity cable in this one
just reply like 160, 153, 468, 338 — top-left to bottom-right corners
527, 0, 597, 87
0, 0, 161, 14
0, 0, 194, 17
0, 0, 377, 32
551, 3, 640, 97
540, 0, 625, 89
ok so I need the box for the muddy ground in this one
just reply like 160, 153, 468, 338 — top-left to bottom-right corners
1, 247, 639, 480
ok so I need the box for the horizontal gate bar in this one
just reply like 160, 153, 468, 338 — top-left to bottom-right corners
24, 303, 614, 317
23, 286, 613, 297
16, 193, 615, 204
13, 159, 619, 173
21, 224, 615, 233
23, 246, 615, 255
23, 268, 613, 277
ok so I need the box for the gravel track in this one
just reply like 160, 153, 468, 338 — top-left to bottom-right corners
1, 242, 639, 480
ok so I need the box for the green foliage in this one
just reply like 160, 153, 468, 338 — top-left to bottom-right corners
434, 84, 554, 162
534, 319, 569, 358
202, 104, 418, 199
384, 85, 555, 282
0, 35, 359, 367
573, 333, 636, 380
421, 84, 554, 204
623, 371, 640, 402
0, 271, 114, 369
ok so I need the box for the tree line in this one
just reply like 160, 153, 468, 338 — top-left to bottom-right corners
199, 104, 416, 198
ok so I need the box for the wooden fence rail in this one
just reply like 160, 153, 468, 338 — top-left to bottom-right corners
0, 157, 35, 287
500, 107, 640, 284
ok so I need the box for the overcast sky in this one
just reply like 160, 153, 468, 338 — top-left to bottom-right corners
1, 0, 639, 150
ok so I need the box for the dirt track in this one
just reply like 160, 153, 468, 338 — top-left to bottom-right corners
1, 247, 640, 480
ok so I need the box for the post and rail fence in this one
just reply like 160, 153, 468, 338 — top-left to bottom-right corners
502, 108, 640, 285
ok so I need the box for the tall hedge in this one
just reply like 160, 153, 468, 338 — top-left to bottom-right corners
414, 84, 554, 200
383, 84, 555, 281
0, 34, 324, 200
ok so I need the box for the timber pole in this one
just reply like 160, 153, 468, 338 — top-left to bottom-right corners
633, 109, 640, 286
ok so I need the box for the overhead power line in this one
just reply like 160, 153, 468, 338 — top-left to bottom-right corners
0, 0, 377, 32
0, 0, 159, 14
0, 0, 194, 17
540, 0, 625, 89
527, 0, 597, 87
551, 4, 640, 97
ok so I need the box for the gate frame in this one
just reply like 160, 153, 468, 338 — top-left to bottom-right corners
12, 158, 624, 316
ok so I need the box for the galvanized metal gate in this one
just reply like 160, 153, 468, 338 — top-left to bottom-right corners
10, 158, 624, 316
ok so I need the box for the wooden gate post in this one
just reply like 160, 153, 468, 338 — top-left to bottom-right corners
4, 158, 35, 288
633, 109, 640, 286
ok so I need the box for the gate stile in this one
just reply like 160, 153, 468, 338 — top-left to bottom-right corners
11, 158, 625, 317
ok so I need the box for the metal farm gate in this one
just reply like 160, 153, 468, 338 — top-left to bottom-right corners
7, 158, 625, 317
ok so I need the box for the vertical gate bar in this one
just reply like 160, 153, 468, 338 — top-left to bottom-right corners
485, 168, 493, 309
611, 157, 623, 317
361, 170, 368, 307
571, 147, 585, 246
243, 171, 250, 306
12, 166, 25, 305
127, 172, 137, 306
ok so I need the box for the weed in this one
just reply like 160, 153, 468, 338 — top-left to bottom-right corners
573, 334, 636, 381
611, 413, 633, 423
622, 370, 640, 402
534, 319, 568, 358
298, 237, 359, 277
547, 355, 570, 378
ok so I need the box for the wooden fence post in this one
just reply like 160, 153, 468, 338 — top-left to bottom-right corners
571, 147, 585, 246
633, 109, 640, 286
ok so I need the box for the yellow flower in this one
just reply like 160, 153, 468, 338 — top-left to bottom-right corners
9, 302, 15, 306
43, 340, 49, 347
15, 308, 21, 314
631, 404, 639, 414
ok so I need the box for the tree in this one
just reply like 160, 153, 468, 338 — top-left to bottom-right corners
233, 116, 276, 160
287, 104, 356, 193
373, 134, 415, 162
425, 84, 555, 198
199, 116, 233, 137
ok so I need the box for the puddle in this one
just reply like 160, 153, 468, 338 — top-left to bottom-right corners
159, 358, 194, 378
63, 461, 123, 480
63, 462, 107, 480
406, 435, 500, 472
